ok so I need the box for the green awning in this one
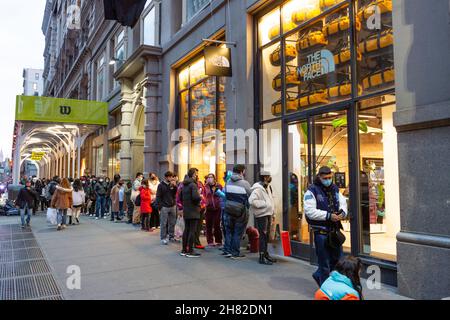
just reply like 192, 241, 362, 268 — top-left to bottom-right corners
16, 95, 108, 126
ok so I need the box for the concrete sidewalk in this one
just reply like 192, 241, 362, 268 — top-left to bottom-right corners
1, 213, 410, 300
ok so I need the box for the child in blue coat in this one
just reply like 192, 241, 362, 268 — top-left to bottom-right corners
315, 256, 363, 300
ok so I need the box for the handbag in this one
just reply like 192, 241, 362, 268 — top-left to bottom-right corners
134, 194, 141, 207
46, 208, 57, 225
327, 225, 346, 249
224, 200, 246, 218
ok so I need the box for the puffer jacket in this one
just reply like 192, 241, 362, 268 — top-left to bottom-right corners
180, 177, 201, 220
176, 178, 206, 211
72, 189, 85, 207
203, 183, 222, 211
224, 173, 251, 205
248, 182, 275, 218
315, 271, 360, 300
139, 186, 152, 214
51, 186, 73, 210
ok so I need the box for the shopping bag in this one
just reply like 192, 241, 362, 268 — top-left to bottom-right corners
175, 216, 185, 238
46, 208, 57, 225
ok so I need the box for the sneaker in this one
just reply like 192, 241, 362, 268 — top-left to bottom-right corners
169, 238, 180, 243
21, 225, 26, 229
186, 252, 201, 258
230, 254, 246, 260
195, 245, 205, 250
180, 251, 187, 256
103, 216, 108, 219
95, 217, 99, 220
207, 243, 215, 248
62, 225, 67, 229
57, 225, 62, 231
161, 239, 169, 245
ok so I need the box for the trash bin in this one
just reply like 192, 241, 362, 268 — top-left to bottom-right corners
246, 226, 259, 253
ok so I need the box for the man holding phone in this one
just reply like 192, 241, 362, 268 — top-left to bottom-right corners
304, 166, 348, 287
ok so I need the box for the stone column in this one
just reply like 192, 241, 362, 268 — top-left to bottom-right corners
393, 0, 450, 299
119, 79, 134, 181
143, 56, 162, 176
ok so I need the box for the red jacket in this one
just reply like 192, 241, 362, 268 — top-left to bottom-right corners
139, 186, 152, 214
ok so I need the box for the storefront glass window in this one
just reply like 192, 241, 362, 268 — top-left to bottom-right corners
287, 121, 310, 243
189, 57, 208, 85
358, 94, 399, 261
95, 147, 103, 177
108, 139, 121, 178
285, 5, 354, 114
281, 0, 321, 33
261, 121, 283, 240
190, 77, 217, 181
258, 8, 281, 47
356, 0, 395, 95
176, 58, 226, 185
262, 42, 282, 120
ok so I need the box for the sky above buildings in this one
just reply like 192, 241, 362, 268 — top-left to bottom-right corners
0, 0, 46, 159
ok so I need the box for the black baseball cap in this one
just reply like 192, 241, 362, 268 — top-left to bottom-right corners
318, 166, 332, 175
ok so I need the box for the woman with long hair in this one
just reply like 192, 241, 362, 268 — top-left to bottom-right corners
315, 256, 363, 300
51, 178, 73, 231
203, 173, 223, 247
71, 179, 86, 225
148, 172, 160, 231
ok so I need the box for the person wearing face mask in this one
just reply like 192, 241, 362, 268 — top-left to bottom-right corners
94, 177, 107, 220
223, 165, 252, 260
156, 171, 178, 245
304, 166, 348, 287
131, 172, 144, 225
180, 168, 202, 258
203, 173, 223, 247
249, 171, 277, 265
110, 179, 127, 222
148, 173, 160, 231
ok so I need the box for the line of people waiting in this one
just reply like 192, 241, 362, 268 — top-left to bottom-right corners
14, 163, 364, 300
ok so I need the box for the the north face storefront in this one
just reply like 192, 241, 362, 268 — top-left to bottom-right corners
255, 0, 399, 285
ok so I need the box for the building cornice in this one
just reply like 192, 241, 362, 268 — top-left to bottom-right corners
114, 45, 162, 80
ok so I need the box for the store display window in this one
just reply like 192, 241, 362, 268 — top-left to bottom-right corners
357, 94, 399, 261
257, 1, 398, 264
356, 0, 395, 95
177, 56, 227, 185
108, 139, 121, 178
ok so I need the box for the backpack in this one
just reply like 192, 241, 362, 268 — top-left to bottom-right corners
134, 194, 141, 207
49, 182, 57, 196
46, 182, 56, 200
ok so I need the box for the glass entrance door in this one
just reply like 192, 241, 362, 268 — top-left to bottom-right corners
287, 109, 351, 260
